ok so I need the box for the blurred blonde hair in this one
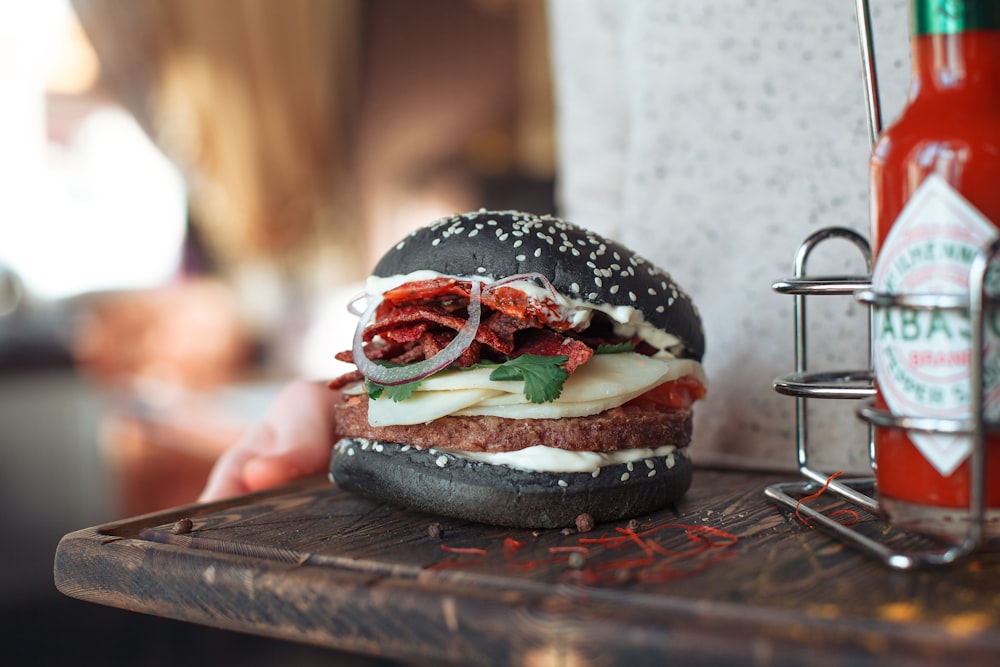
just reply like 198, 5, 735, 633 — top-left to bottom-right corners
73, 0, 364, 281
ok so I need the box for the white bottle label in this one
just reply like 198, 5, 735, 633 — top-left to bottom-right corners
872, 174, 999, 476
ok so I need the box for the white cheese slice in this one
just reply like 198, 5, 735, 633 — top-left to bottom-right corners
367, 387, 504, 426
455, 354, 701, 418
368, 353, 704, 425
418, 366, 523, 393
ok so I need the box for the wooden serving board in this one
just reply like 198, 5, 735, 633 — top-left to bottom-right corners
54, 468, 1000, 666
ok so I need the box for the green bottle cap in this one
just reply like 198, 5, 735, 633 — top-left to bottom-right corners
913, 0, 1000, 35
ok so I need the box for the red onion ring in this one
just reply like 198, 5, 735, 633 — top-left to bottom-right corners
352, 280, 483, 386
346, 291, 368, 317
484, 272, 559, 301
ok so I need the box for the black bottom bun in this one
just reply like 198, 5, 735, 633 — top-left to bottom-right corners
329, 438, 692, 529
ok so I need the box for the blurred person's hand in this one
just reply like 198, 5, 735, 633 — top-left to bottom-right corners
199, 380, 337, 501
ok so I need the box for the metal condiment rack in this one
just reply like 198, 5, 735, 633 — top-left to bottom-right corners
763, 0, 994, 569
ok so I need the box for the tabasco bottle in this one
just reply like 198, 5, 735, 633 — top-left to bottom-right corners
870, 0, 1000, 541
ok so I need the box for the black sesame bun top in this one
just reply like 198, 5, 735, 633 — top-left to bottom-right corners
372, 210, 705, 361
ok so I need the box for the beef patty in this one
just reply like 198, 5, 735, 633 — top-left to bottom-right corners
331, 393, 692, 454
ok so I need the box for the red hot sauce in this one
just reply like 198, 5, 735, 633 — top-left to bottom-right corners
869, 0, 1000, 541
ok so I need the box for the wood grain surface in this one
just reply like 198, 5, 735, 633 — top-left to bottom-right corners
54, 468, 1000, 666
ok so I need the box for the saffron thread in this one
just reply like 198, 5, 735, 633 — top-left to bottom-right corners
440, 544, 488, 555
794, 471, 860, 527
428, 520, 740, 583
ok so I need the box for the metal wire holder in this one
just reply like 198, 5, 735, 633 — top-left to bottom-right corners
764, 0, 994, 569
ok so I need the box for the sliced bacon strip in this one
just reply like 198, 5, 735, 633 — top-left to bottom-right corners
363, 305, 465, 342
330, 288, 603, 388
482, 311, 539, 349
384, 322, 428, 343
421, 332, 481, 368
512, 329, 593, 373
366, 304, 516, 355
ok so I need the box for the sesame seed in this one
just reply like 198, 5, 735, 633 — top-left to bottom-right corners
347, 447, 355, 456
534, 248, 542, 257
513, 239, 523, 248
648, 470, 657, 477
621, 472, 631, 482
645, 459, 655, 469
591, 468, 601, 478
626, 461, 634, 471
515, 254, 526, 262
558, 480, 568, 488
628, 291, 637, 301
610, 285, 619, 294
436, 455, 449, 468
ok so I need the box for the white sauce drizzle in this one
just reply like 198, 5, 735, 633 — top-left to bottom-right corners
449, 443, 681, 473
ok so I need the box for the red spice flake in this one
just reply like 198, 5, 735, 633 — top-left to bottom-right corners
503, 537, 525, 555
567, 521, 740, 585
548, 545, 590, 555
794, 471, 859, 527
828, 509, 860, 526
503, 537, 567, 571
440, 544, 488, 556
426, 520, 740, 584
426, 543, 489, 572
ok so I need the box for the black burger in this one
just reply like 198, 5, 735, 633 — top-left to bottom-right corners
327, 210, 706, 528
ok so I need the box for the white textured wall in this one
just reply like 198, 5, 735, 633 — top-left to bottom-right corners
549, 0, 911, 472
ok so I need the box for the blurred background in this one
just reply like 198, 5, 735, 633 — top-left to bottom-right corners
0, 0, 554, 662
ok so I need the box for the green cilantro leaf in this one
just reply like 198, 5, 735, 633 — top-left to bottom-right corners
366, 380, 384, 400
365, 378, 422, 402
595, 341, 636, 354
487, 354, 569, 404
